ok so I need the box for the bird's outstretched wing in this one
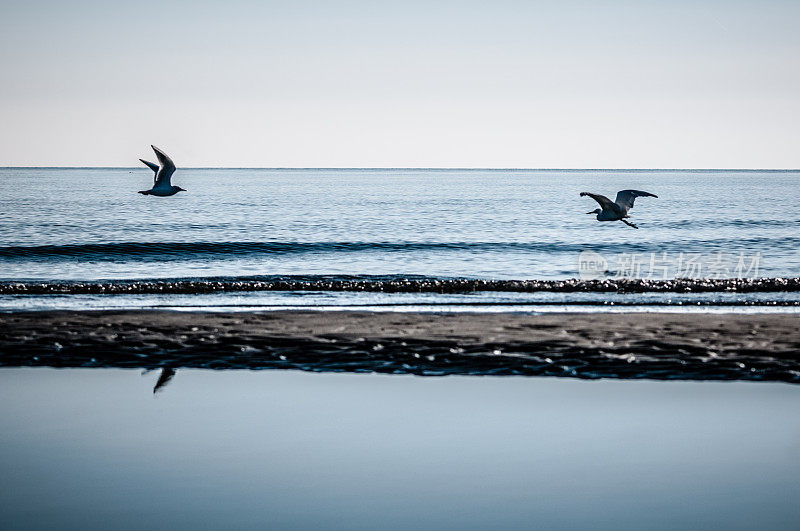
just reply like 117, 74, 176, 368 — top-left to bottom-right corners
139, 159, 160, 184
580, 192, 616, 211
151, 145, 176, 189
139, 159, 159, 172
614, 190, 658, 212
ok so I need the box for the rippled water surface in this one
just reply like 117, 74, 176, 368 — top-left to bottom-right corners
2, 168, 799, 278
2, 168, 798, 309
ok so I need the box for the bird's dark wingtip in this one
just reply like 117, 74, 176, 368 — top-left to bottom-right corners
151, 144, 169, 157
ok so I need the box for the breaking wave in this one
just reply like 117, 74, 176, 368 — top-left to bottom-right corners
2, 275, 799, 295
2, 237, 800, 260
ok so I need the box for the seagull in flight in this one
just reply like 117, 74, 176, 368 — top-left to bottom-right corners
138, 145, 185, 196
580, 190, 658, 229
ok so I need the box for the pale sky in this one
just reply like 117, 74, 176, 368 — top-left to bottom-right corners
1, 0, 798, 168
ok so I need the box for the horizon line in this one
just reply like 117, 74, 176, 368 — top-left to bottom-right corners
2, 166, 799, 172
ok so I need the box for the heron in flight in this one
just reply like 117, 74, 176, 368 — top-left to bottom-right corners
138, 145, 185, 196
580, 190, 658, 229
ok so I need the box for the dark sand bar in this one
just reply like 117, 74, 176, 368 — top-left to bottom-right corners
1, 311, 799, 383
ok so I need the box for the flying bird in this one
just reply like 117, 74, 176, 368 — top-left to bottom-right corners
138, 145, 185, 196
580, 190, 658, 229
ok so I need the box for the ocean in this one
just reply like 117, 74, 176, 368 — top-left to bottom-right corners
1, 167, 799, 310
3, 169, 800, 529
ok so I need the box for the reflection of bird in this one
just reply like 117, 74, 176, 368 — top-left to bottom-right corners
581, 190, 658, 229
138, 145, 186, 196
153, 368, 176, 394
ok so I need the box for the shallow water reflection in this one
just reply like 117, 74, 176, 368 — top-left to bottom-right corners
1, 369, 798, 529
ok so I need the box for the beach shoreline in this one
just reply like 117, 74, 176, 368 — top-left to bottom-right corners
1, 310, 798, 382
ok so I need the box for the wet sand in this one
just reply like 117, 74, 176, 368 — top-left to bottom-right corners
1, 311, 799, 382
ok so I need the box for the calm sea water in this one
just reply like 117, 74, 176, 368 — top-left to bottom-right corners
2, 168, 799, 309
1, 369, 798, 529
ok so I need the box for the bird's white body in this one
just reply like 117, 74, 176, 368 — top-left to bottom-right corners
580, 189, 658, 228
138, 145, 185, 196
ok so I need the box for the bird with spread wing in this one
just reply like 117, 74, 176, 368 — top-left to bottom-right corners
580, 190, 658, 229
138, 145, 186, 196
